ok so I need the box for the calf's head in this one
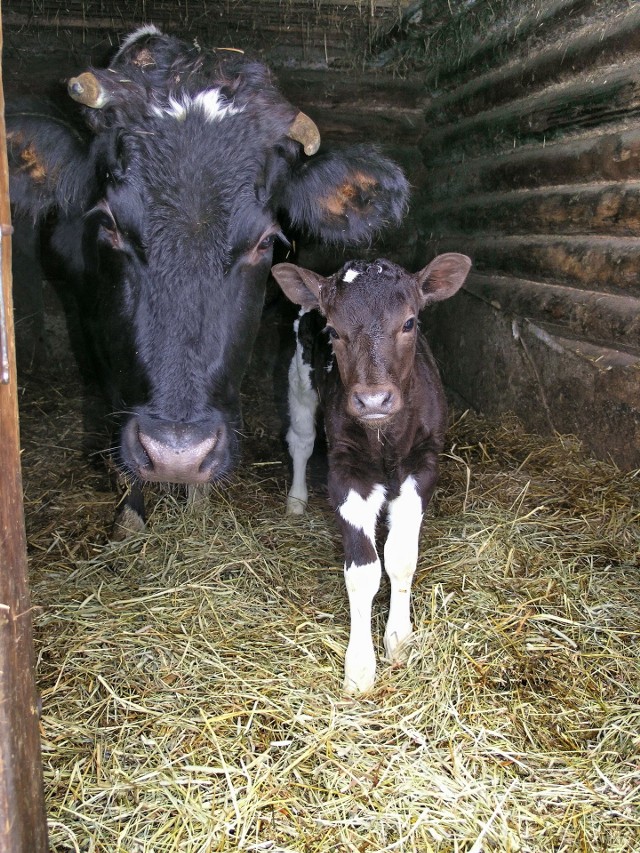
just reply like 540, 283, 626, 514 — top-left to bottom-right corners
272, 253, 471, 424
7, 26, 409, 486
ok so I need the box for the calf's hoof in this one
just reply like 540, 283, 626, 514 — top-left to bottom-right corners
384, 625, 414, 663
343, 650, 376, 695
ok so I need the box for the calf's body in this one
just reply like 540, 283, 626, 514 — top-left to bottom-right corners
272, 254, 471, 693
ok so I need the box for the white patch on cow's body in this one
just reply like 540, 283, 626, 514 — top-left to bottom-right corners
113, 24, 162, 63
286, 311, 317, 514
160, 89, 246, 123
383, 475, 423, 661
338, 484, 386, 545
343, 559, 382, 694
342, 268, 360, 283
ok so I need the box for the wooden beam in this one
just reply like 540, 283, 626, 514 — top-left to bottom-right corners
431, 235, 640, 298
0, 13, 49, 852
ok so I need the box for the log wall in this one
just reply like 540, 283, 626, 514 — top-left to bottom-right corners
408, 0, 640, 469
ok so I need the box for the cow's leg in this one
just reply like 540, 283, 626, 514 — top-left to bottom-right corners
336, 484, 386, 694
286, 335, 317, 514
383, 475, 423, 661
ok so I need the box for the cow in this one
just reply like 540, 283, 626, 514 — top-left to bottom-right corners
7, 25, 409, 537
271, 253, 471, 694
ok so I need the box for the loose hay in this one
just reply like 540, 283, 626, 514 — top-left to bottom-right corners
19, 348, 640, 852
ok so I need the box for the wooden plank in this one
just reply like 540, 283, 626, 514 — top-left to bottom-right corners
423, 6, 640, 124
419, 0, 590, 85
464, 273, 640, 353
432, 235, 640, 298
420, 128, 640, 198
0, 15, 49, 852
420, 59, 640, 159
425, 181, 640, 237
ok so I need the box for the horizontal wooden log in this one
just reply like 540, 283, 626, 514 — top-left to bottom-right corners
423, 6, 640, 125
420, 59, 640, 160
420, 128, 640, 198
431, 235, 640, 298
424, 181, 640, 237
464, 273, 640, 353
419, 0, 590, 86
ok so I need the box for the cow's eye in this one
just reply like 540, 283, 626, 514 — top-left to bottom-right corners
402, 317, 416, 333
326, 325, 339, 340
258, 234, 275, 251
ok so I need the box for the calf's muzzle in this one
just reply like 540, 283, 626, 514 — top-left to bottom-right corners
348, 383, 401, 423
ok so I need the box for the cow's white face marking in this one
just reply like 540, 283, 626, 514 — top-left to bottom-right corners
342, 268, 360, 283
161, 89, 246, 122
383, 475, 423, 660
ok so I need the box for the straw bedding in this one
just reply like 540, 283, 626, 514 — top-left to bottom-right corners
19, 306, 640, 852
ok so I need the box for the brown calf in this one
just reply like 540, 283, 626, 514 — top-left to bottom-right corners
271, 253, 471, 693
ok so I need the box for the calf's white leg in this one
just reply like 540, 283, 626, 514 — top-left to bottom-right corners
338, 484, 386, 694
383, 475, 423, 661
286, 325, 317, 515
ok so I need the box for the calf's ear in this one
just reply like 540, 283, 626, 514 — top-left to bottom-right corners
271, 263, 327, 311
416, 253, 472, 306
281, 144, 409, 246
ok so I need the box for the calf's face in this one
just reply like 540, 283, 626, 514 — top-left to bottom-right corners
272, 253, 472, 425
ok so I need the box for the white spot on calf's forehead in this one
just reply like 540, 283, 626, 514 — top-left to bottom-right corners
339, 485, 386, 545
343, 268, 360, 283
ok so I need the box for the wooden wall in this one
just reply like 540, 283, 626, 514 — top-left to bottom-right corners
408, 0, 640, 468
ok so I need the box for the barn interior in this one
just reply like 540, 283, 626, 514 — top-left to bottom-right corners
2, 2, 639, 851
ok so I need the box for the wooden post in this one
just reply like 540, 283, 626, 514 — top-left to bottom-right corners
0, 10, 49, 851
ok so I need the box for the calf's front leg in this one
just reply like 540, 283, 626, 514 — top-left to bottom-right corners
383, 475, 424, 661
335, 484, 386, 694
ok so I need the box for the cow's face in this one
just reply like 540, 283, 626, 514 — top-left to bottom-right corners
8, 25, 411, 488
81, 106, 290, 483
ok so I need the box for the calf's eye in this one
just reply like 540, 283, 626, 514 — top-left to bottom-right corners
403, 317, 416, 333
326, 325, 339, 340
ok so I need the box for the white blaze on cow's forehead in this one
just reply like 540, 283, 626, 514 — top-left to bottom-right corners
159, 89, 246, 122
339, 484, 386, 546
343, 268, 360, 283
114, 24, 162, 62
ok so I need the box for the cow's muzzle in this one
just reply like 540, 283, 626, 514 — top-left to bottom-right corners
121, 415, 229, 484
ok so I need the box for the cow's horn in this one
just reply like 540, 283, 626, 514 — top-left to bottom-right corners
68, 72, 109, 108
288, 111, 320, 156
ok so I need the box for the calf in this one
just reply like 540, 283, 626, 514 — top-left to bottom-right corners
271, 253, 471, 694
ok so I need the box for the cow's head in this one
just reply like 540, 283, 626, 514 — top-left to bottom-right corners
7, 25, 409, 485
271, 254, 471, 424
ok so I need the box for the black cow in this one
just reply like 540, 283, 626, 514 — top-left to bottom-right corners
7, 25, 409, 535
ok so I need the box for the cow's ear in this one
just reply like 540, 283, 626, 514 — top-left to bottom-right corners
281, 144, 409, 245
6, 104, 92, 219
416, 253, 472, 306
271, 263, 326, 311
